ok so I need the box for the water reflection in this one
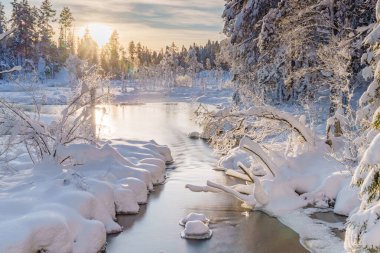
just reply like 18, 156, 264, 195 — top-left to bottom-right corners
104, 102, 307, 253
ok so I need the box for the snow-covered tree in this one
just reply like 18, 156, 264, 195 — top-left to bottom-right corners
222, 0, 375, 106
101, 30, 122, 78
186, 47, 202, 87
159, 43, 180, 87
9, 0, 39, 64
58, 6, 74, 62
0, 1, 6, 35
345, 2, 380, 251
37, 0, 56, 63
77, 28, 98, 66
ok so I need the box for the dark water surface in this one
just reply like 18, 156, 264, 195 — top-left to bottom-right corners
103, 102, 307, 253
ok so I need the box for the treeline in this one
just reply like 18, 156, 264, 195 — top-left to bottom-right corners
0, 0, 228, 81
100, 37, 227, 79
0, 0, 75, 73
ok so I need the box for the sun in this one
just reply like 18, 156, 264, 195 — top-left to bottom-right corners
77, 23, 113, 47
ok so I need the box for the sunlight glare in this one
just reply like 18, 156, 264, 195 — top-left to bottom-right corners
77, 23, 113, 47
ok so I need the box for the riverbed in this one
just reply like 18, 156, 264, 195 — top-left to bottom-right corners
103, 102, 307, 253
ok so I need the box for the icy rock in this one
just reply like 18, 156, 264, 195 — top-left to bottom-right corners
181, 220, 212, 240
179, 213, 210, 226
188, 131, 200, 139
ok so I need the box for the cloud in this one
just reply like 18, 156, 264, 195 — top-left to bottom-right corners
5, 0, 225, 49
52, 0, 223, 30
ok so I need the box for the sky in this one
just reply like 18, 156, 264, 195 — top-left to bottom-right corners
3, 0, 225, 50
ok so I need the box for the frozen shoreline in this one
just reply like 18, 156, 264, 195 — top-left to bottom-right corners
0, 139, 172, 252
0, 76, 348, 253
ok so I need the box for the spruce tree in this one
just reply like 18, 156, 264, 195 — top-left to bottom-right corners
58, 6, 74, 62
108, 31, 121, 76
10, 0, 39, 63
77, 28, 98, 66
0, 1, 6, 34
38, 0, 56, 64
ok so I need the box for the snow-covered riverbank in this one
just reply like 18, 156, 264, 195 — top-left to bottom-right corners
0, 139, 172, 252
0, 70, 234, 253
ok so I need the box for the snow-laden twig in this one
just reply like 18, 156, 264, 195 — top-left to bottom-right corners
225, 169, 253, 182
0, 28, 15, 41
237, 161, 255, 182
0, 66, 22, 74
206, 180, 253, 202
185, 184, 221, 193
239, 136, 278, 177
236, 106, 315, 144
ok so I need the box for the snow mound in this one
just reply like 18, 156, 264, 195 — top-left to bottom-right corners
0, 139, 171, 253
179, 213, 210, 226
181, 220, 212, 240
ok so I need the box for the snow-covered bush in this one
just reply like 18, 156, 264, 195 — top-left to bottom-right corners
175, 75, 192, 87
0, 65, 111, 164
196, 104, 316, 154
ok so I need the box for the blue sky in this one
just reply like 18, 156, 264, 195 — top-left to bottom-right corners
3, 0, 225, 50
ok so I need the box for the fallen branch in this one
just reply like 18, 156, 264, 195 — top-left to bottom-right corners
225, 169, 253, 182
185, 184, 221, 193
239, 136, 277, 177
207, 180, 253, 202
0, 66, 22, 74
237, 161, 255, 182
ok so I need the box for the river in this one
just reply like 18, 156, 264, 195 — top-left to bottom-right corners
102, 102, 307, 253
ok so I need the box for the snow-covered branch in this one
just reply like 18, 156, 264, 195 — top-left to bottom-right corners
0, 66, 22, 74
238, 106, 315, 144
0, 28, 15, 41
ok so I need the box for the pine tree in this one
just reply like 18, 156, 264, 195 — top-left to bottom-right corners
58, 6, 74, 62
100, 30, 122, 77
0, 1, 7, 79
0, 1, 6, 34
38, 0, 56, 63
347, 12, 380, 243
10, 0, 39, 63
108, 31, 120, 76
77, 28, 98, 66
128, 41, 136, 69
136, 42, 142, 67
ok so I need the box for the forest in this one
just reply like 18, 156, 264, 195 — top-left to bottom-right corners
0, 0, 227, 85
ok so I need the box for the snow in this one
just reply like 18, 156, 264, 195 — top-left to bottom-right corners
188, 131, 200, 139
0, 61, 360, 252
183, 220, 210, 235
0, 28, 15, 41
0, 66, 22, 74
181, 220, 212, 240
363, 24, 380, 46
280, 209, 345, 253
179, 213, 209, 226
0, 139, 172, 253
187, 100, 362, 252
362, 66, 373, 81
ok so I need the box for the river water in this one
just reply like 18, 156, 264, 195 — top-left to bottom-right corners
103, 102, 307, 253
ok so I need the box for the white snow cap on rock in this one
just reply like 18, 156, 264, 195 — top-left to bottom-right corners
181, 220, 212, 240
179, 213, 209, 226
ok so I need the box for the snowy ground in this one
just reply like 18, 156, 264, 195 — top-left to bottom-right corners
0, 138, 173, 252
0, 72, 354, 253
189, 100, 359, 252
0, 73, 233, 253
